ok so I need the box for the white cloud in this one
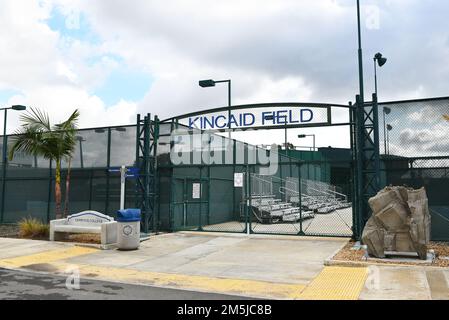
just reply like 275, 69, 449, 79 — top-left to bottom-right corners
0, 0, 137, 132
1, 0, 449, 153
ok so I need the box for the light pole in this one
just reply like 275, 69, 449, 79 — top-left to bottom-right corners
374, 52, 387, 96
199, 79, 232, 139
298, 134, 316, 151
386, 124, 393, 155
382, 107, 391, 155
356, 0, 365, 102
76, 136, 86, 169
0, 105, 27, 222
1, 105, 27, 165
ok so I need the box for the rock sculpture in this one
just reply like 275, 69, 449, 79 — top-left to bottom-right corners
362, 186, 431, 260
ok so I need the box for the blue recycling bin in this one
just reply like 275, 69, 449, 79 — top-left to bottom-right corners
116, 209, 141, 250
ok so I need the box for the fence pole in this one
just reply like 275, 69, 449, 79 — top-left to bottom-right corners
247, 166, 250, 234
46, 160, 52, 223
198, 166, 203, 231
298, 162, 305, 236
105, 127, 111, 214
0, 135, 7, 223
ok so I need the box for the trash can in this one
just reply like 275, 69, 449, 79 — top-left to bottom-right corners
116, 209, 141, 250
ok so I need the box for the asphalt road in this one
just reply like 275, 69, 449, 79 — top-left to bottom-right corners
0, 268, 250, 300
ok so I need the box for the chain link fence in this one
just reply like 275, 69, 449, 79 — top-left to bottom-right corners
378, 97, 449, 241
0, 125, 137, 224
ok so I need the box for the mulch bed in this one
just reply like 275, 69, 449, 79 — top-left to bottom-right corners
0, 224, 20, 238
333, 240, 449, 267
0, 224, 100, 244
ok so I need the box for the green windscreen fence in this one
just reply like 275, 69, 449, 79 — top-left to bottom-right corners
1, 100, 448, 242
378, 98, 449, 241
163, 125, 354, 237
0, 125, 137, 224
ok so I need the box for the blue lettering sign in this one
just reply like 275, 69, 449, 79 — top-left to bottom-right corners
289, 110, 299, 124
262, 112, 275, 125
277, 110, 288, 125
188, 108, 318, 130
203, 116, 214, 129
189, 117, 199, 129
300, 109, 313, 123
243, 113, 255, 126
215, 115, 227, 129
229, 114, 238, 127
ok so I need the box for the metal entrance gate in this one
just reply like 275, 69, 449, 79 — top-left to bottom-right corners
151, 102, 358, 238
171, 177, 208, 231
244, 159, 354, 237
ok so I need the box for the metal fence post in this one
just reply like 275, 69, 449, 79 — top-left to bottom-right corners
198, 166, 203, 231
0, 135, 7, 223
46, 160, 52, 223
244, 164, 252, 234
105, 127, 111, 214
298, 161, 305, 236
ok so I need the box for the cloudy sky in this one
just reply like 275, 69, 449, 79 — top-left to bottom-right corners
1, 0, 448, 139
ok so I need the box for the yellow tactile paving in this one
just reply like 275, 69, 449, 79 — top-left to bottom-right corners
0, 244, 305, 299
0, 245, 368, 300
297, 266, 368, 300
23, 261, 305, 299
0, 246, 98, 269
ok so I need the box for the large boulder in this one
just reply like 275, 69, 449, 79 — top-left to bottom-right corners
362, 186, 431, 260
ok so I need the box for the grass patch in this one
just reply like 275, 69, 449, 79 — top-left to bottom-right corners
18, 217, 49, 239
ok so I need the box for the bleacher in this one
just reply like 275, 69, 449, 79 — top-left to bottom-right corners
245, 175, 351, 225
249, 195, 315, 224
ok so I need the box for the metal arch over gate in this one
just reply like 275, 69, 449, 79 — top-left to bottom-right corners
162, 102, 350, 131
136, 101, 366, 238
132, 98, 391, 239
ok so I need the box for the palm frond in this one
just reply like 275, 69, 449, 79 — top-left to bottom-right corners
54, 109, 80, 132
9, 108, 81, 162
19, 108, 51, 131
8, 127, 51, 161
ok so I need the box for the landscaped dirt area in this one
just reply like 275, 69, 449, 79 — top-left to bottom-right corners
332, 240, 449, 267
0, 224, 19, 238
0, 224, 100, 244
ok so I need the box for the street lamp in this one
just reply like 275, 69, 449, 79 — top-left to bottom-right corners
382, 107, 391, 155
386, 124, 393, 155
199, 79, 232, 139
76, 136, 86, 169
374, 52, 387, 96
0, 105, 27, 223
298, 134, 316, 151
1, 105, 27, 164
356, 0, 365, 102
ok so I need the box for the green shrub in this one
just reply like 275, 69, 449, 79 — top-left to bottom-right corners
18, 217, 49, 239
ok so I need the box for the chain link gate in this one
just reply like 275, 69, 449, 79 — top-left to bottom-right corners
159, 103, 356, 238
376, 97, 449, 241
244, 159, 354, 237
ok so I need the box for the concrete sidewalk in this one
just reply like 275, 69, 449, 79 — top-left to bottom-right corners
0, 233, 447, 299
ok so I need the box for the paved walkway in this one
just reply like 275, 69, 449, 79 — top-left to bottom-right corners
0, 233, 447, 299
0, 268, 248, 300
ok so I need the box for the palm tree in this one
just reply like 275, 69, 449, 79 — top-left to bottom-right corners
8, 108, 80, 219
54, 112, 79, 217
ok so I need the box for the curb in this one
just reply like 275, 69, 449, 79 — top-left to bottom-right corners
181, 231, 350, 242
325, 253, 448, 270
